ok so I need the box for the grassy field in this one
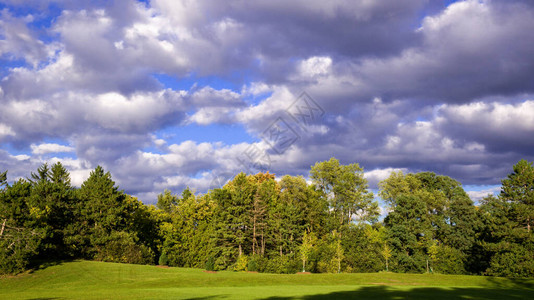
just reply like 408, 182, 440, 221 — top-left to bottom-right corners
1, 261, 533, 299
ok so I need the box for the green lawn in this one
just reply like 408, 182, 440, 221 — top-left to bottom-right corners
1, 260, 533, 299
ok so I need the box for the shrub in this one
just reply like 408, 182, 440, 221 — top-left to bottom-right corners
487, 245, 534, 278
93, 231, 154, 265
205, 256, 215, 271
247, 256, 259, 272
158, 252, 169, 266
233, 255, 248, 271
429, 244, 466, 274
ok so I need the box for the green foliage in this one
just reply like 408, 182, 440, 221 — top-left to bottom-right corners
342, 225, 385, 273
205, 256, 215, 271
429, 243, 466, 274
234, 254, 248, 271
0, 178, 44, 275
158, 252, 169, 266
94, 231, 154, 264
160, 190, 215, 268
316, 230, 346, 273
156, 189, 178, 213
2, 158, 534, 278
311, 157, 378, 228
0, 223, 43, 275
501, 159, 534, 233
487, 244, 534, 278
0, 170, 7, 189
380, 171, 478, 274
247, 255, 259, 272
477, 160, 534, 277
263, 254, 300, 274
299, 230, 316, 272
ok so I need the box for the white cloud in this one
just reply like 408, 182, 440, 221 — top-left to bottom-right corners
365, 167, 408, 188
439, 101, 534, 132
0, 10, 55, 66
30, 143, 75, 155
297, 56, 332, 78
13, 154, 31, 161
467, 186, 501, 202
0, 124, 15, 138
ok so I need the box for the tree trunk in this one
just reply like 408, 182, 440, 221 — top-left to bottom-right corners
252, 215, 257, 255
279, 231, 283, 256
261, 231, 265, 256
0, 219, 6, 237
239, 244, 242, 257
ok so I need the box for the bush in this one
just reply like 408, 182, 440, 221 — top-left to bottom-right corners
205, 256, 215, 271
263, 255, 300, 274
247, 256, 259, 272
233, 255, 248, 271
429, 244, 466, 274
0, 227, 43, 275
487, 245, 534, 278
93, 231, 154, 265
158, 252, 169, 266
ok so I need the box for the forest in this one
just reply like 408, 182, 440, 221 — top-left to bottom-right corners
1, 158, 533, 278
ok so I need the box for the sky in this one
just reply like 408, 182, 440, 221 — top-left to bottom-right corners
1, 0, 533, 204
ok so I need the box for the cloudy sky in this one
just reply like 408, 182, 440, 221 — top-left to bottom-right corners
1, 0, 533, 203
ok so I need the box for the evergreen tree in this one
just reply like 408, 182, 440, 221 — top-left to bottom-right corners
501, 159, 534, 233
24, 163, 76, 259
76, 166, 154, 263
0, 178, 44, 274
478, 160, 534, 277
157, 189, 179, 213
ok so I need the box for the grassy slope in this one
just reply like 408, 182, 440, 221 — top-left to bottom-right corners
0, 260, 533, 299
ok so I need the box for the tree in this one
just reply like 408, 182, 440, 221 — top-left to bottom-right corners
477, 160, 534, 277
210, 186, 239, 270
501, 159, 534, 233
380, 171, 478, 274
384, 194, 431, 273
299, 230, 316, 272
75, 166, 154, 263
7, 163, 77, 260
251, 174, 277, 256
311, 158, 377, 231
333, 231, 344, 273
0, 170, 7, 189
382, 243, 392, 272
0, 179, 44, 274
225, 173, 256, 257
157, 189, 178, 213
317, 230, 345, 273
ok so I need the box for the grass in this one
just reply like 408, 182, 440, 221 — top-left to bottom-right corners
1, 260, 533, 299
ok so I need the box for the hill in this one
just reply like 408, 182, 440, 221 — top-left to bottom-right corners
1, 260, 534, 299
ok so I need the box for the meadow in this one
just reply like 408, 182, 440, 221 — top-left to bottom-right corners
1, 260, 533, 299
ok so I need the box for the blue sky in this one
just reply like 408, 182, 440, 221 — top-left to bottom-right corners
2, 0, 533, 203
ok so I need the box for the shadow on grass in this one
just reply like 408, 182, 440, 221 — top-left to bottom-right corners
28, 259, 74, 274
261, 285, 534, 300
484, 276, 534, 290
185, 296, 229, 300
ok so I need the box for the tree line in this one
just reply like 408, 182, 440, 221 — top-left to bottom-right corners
1, 158, 533, 277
